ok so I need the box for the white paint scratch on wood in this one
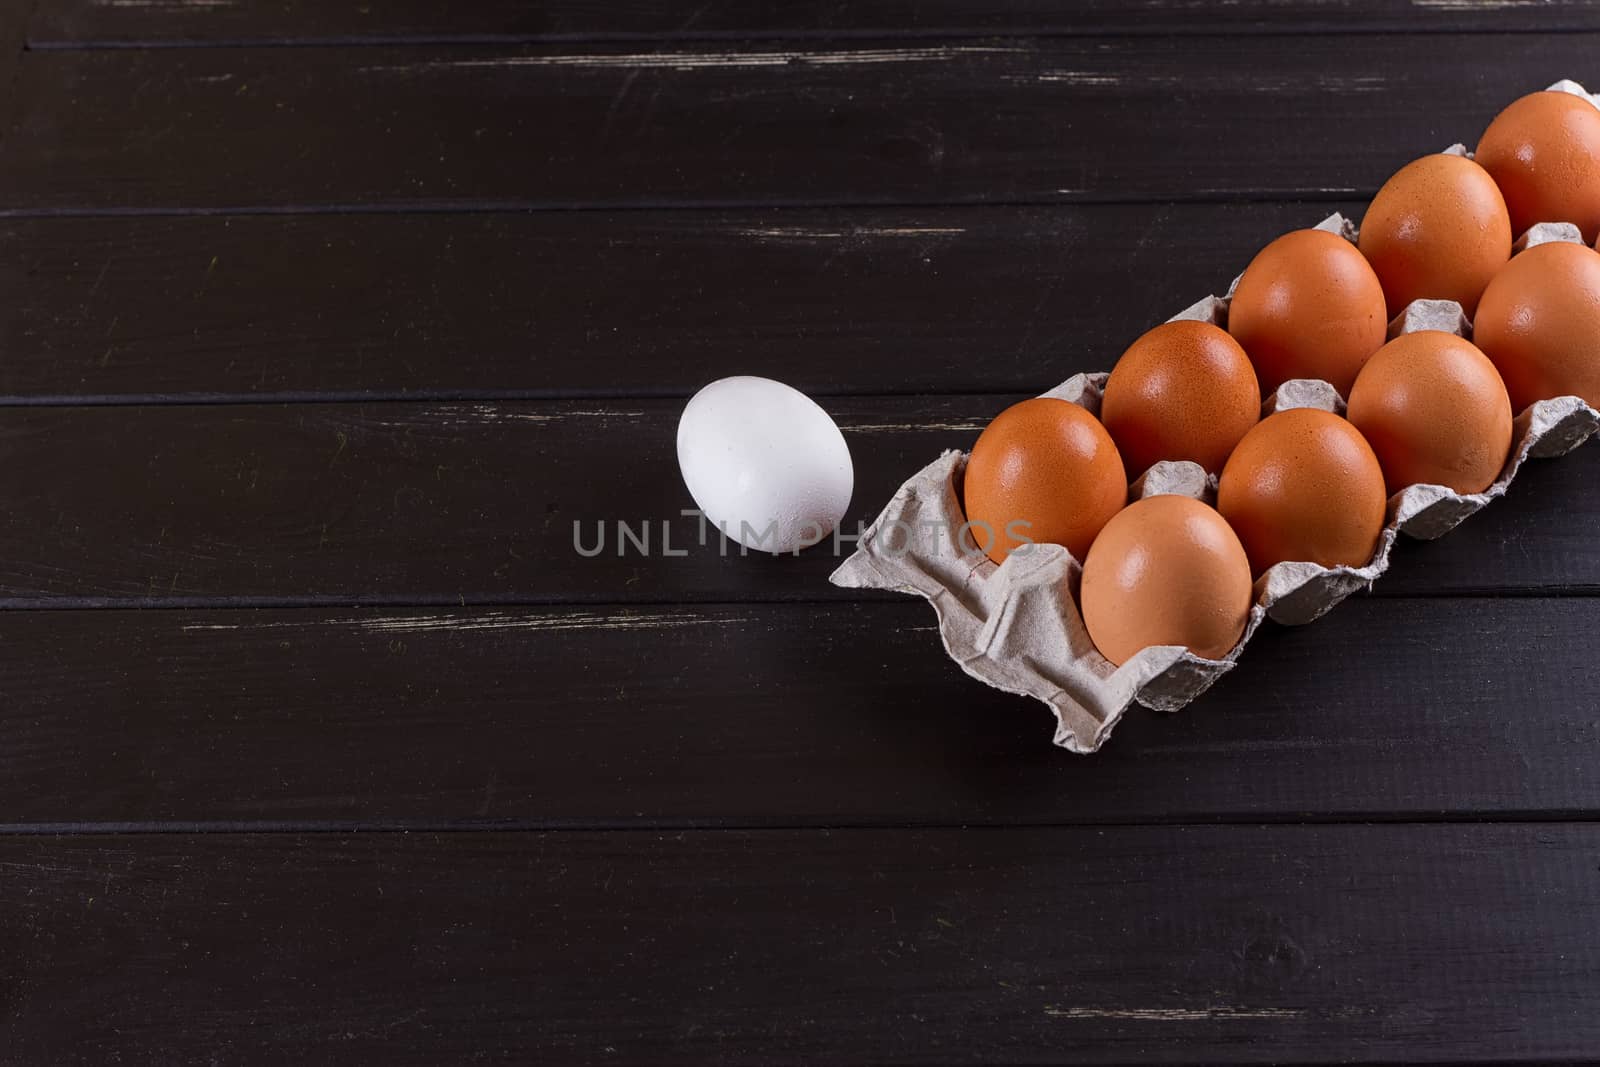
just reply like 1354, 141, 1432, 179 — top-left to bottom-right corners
421, 404, 645, 425
1413, 0, 1541, 8
1331, 74, 1388, 91
737, 226, 966, 240
842, 421, 987, 434
1030, 71, 1127, 87
1190, 186, 1360, 196
859, 226, 967, 237
1024, 70, 1384, 93
360, 45, 1020, 75
348, 611, 747, 635
183, 611, 746, 635
96, 0, 237, 8
739, 228, 848, 240
1243, 73, 1389, 94
1044, 1005, 1306, 1021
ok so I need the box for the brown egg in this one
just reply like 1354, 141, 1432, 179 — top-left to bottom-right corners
1080, 495, 1253, 667
1100, 320, 1261, 476
1228, 229, 1389, 397
1217, 408, 1388, 575
962, 397, 1127, 564
1476, 90, 1600, 243
1473, 241, 1600, 412
1347, 331, 1513, 495
1357, 154, 1512, 318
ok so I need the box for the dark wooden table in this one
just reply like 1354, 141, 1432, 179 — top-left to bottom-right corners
2, 2, 1599, 1062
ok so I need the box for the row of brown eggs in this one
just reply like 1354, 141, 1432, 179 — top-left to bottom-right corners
960, 89, 1600, 669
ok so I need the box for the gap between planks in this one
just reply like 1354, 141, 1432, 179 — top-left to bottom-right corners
1, 812, 1600, 836
0, 190, 1377, 219
25, 25, 1600, 50
4, 586, 1600, 612
0, 390, 1015, 410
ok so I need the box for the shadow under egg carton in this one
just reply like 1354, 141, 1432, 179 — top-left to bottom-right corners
831, 83, 1600, 752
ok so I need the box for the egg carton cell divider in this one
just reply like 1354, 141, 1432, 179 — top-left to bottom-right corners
831, 193, 1600, 754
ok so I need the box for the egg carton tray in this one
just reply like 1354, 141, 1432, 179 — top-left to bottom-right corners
829, 79, 1600, 754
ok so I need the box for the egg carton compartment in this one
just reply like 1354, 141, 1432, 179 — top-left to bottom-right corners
830, 81, 1600, 753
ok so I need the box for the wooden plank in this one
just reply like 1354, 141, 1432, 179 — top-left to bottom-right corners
0, 396, 978, 605
0, 398, 1597, 605
0, 203, 1352, 402
0, 35, 1589, 211
1, 826, 1596, 1062
27, 0, 1600, 45
4, 597, 1599, 826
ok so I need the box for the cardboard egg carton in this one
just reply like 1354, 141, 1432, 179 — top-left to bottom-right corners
829, 80, 1600, 753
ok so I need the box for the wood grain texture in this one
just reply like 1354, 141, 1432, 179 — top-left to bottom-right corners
5, 2, 1597, 1061
3, 598, 1599, 826
1, 397, 1596, 605
0, 35, 1591, 211
0, 203, 1351, 402
27, 0, 1600, 45
1, 826, 1596, 1063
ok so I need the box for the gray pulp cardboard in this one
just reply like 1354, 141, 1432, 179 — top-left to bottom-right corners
829, 81, 1600, 754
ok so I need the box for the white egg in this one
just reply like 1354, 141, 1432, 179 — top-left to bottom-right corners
676, 376, 854, 554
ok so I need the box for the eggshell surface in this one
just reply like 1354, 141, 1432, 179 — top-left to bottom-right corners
1080, 495, 1253, 667
1347, 331, 1513, 495
676, 376, 853, 554
1217, 408, 1388, 575
1100, 320, 1261, 476
1227, 229, 1389, 396
1473, 241, 1600, 412
963, 397, 1127, 564
1476, 90, 1600, 243
1357, 154, 1512, 318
